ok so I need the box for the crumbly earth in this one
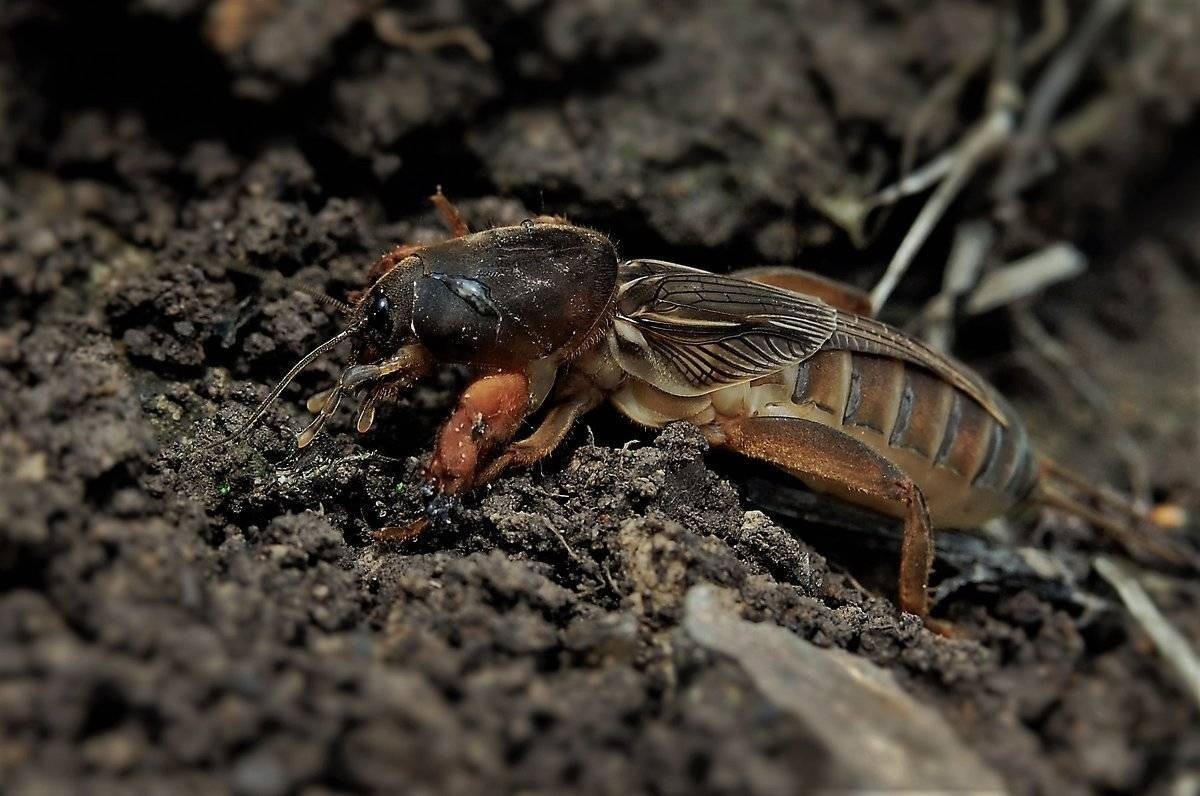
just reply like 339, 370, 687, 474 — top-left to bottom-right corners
2, 2, 1198, 794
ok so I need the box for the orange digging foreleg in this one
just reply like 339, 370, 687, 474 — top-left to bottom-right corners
374, 371, 530, 541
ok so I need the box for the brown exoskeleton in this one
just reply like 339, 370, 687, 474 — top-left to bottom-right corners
223, 193, 1190, 628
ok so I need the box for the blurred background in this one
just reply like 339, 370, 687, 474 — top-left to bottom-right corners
1, 1, 1198, 793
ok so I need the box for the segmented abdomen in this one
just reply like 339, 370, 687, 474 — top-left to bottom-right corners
786, 350, 1039, 527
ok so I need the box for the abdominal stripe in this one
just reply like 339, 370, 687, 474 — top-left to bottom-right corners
933, 393, 962, 469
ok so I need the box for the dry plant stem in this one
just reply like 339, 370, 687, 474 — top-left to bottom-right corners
869, 148, 960, 210
995, 0, 1133, 202
900, 49, 992, 177
1018, 0, 1069, 69
916, 219, 993, 352
942, 221, 994, 295
1023, 0, 1130, 137
1011, 307, 1151, 505
816, 7, 1008, 253
373, 10, 492, 62
816, 72, 997, 249
874, 0, 1122, 314
869, 109, 1013, 314
1052, 95, 1122, 158
1094, 557, 1200, 710
867, 7, 1019, 315
964, 242, 1086, 315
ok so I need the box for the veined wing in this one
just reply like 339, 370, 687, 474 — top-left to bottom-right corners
610, 259, 837, 395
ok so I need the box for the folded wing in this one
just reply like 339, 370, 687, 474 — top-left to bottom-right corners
611, 259, 1009, 426
611, 259, 838, 395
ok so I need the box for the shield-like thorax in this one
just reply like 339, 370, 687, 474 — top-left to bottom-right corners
411, 224, 619, 366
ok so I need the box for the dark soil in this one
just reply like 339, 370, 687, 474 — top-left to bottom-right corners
2, 2, 1199, 794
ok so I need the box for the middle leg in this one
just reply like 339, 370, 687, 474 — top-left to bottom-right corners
473, 383, 604, 487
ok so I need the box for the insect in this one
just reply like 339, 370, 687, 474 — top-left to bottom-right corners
222, 192, 1189, 628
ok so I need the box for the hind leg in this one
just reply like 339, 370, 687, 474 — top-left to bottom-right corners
718, 415, 938, 624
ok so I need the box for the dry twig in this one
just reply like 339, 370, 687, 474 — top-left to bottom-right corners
1094, 557, 1200, 710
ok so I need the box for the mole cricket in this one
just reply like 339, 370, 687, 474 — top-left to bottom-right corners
221, 192, 1187, 627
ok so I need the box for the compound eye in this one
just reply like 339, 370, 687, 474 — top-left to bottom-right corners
365, 292, 393, 342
